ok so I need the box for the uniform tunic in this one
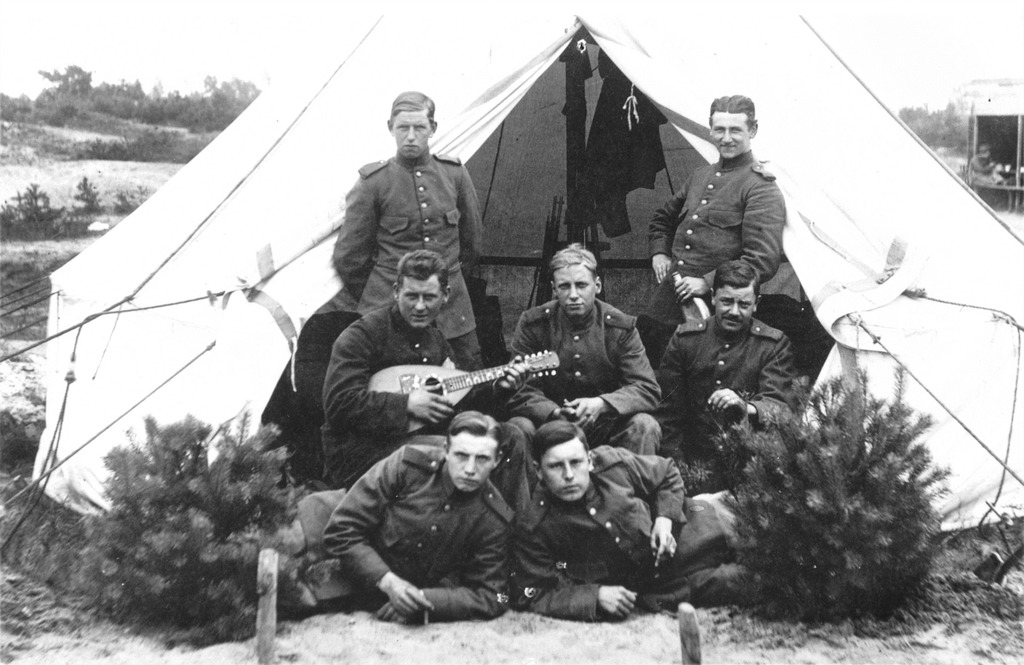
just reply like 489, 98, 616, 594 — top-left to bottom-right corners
507, 299, 661, 424
323, 444, 512, 621
321, 305, 452, 486
321, 304, 531, 510
647, 151, 785, 325
513, 447, 744, 620
656, 317, 798, 461
332, 152, 483, 340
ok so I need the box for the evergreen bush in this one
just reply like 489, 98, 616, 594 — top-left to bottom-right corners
0, 184, 65, 239
72, 176, 102, 215
731, 370, 949, 621
78, 415, 302, 645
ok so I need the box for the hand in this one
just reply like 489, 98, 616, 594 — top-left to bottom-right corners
564, 397, 609, 428
376, 601, 413, 623
495, 356, 529, 394
652, 254, 673, 284
551, 406, 577, 422
673, 276, 709, 302
406, 390, 454, 424
597, 586, 637, 619
377, 572, 434, 619
707, 388, 748, 417
650, 516, 676, 567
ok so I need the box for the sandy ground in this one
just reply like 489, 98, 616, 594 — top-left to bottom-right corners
6, 606, 1023, 665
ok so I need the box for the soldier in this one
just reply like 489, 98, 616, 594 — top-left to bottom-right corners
513, 420, 749, 621
507, 243, 661, 455
332, 90, 483, 369
321, 249, 531, 512
655, 260, 798, 470
320, 411, 512, 622
646, 94, 785, 361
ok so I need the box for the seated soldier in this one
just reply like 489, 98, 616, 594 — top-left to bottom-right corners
513, 421, 749, 621
655, 260, 798, 474
315, 411, 512, 623
507, 243, 661, 455
321, 249, 531, 512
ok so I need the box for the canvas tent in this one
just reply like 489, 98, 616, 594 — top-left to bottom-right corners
30, 10, 1024, 530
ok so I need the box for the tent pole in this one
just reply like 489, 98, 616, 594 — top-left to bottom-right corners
800, 17, 1024, 246
561, 29, 590, 245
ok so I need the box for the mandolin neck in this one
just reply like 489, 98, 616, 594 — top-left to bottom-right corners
442, 363, 513, 392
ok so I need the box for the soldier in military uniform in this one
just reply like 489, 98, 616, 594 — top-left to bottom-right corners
655, 260, 798, 468
507, 244, 661, 455
321, 250, 531, 513
332, 90, 483, 369
320, 411, 513, 622
647, 95, 786, 355
513, 420, 749, 621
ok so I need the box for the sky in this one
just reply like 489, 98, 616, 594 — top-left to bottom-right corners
0, 0, 1021, 112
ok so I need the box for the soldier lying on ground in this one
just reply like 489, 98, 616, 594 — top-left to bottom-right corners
512, 420, 750, 621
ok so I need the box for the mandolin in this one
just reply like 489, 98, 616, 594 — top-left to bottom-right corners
367, 351, 560, 432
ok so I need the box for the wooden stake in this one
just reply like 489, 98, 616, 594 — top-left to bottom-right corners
257, 548, 279, 664
677, 602, 701, 665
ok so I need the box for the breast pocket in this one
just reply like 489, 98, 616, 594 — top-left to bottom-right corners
381, 215, 411, 234
707, 208, 742, 229
444, 209, 461, 227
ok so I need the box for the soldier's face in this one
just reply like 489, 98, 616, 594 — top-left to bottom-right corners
446, 431, 499, 493
394, 274, 448, 328
389, 109, 434, 160
551, 264, 601, 322
537, 438, 593, 502
710, 111, 756, 160
713, 281, 758, 333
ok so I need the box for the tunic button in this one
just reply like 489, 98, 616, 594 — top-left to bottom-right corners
755, 327, 761, 332
430, 461, 437, 467
700, 199, 707, 205
573, 335, 580, 341
420, 202, 427, 208
686, 229, 693, 235
539, 500, 545, 506
605, 521, 612, 529
588, 507, 597, 516
424, 218, 430, 224
684, 245, 691, 250
573, 353, 581, 360
707, 184, 714, 190
418, 186, 425, 192
423, 358, 429, 363
716, 380, 722, 385
725, 343, 731, 348
574, 371, 582, 378
416, 171, 422, 177
444, 504, 451, 511
606, 315, 612, 320
677, 260, 684, 265
718, 360, 725, 365
430, 525, 438, 532
691, 214, 698, 220
615, 537, 621, 543
414, 343, 420, 348
715, 172, 722, 176
417, 543, 424, 549
424, 237, 430, 242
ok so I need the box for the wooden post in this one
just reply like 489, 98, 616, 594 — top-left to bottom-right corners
677, 602, 702, 665
257, 548, 279, 664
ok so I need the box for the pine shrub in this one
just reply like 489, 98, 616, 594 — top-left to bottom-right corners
72, 176, 102, 214
731, 370, 949, 621
79, 415, 302, 645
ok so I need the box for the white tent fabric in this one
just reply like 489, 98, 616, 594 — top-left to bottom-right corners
34, 10, 1024, 529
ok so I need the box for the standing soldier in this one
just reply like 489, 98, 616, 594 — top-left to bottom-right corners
647, 95, 785, 361
333, 91, 483, 369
